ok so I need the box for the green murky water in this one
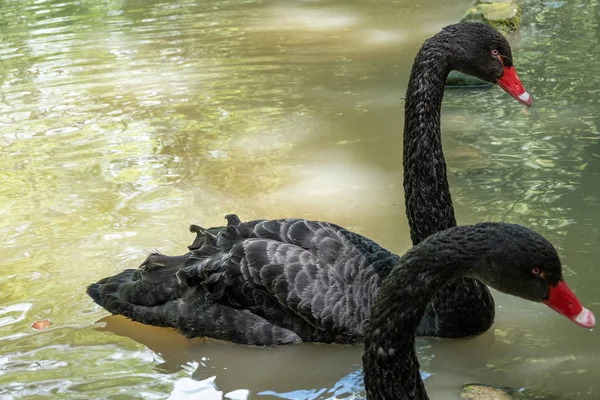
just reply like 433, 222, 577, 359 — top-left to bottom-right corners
1, 0, 599, 398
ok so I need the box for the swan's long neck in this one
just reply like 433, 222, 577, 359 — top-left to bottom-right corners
403, 41, 455, 245
362, 228, 478, 400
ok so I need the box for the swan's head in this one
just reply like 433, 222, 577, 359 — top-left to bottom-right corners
464, 223, 595, 329
439, 22, 533, 107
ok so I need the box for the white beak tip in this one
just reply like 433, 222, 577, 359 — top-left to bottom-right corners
574, 307, 596, 328
519, 91, 531, 103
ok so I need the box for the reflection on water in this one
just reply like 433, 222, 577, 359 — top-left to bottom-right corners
0, 0, 599, 398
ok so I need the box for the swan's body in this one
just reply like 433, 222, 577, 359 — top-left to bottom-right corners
88, 22, 534, 344
89, 218, 398, 344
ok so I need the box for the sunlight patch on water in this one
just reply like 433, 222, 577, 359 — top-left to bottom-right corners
270, 152, 399, 215
259, 5, 358, 32
0, 304, 32, 328
168, 376, 251, 400
357, 29, 408, 47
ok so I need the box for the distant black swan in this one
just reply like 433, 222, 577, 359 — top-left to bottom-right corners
88, 22, 536, 344
361, 223, 594, 399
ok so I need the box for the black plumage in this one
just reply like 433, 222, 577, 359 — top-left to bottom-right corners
89, 218, 398, 344
363, 222, 568, 400
88, 22, 526, 344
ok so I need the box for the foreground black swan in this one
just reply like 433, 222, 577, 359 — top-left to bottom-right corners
362, 222, 595, 399
88, 22, 534, 343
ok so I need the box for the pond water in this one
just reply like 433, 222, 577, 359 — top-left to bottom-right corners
1, 0, 599, 398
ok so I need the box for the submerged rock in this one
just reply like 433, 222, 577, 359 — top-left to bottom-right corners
461, 384, 514, 400
461, 384, 562, 400
463, 0, 521, 36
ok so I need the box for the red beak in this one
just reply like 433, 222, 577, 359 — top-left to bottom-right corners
496, 66, 533, 107
544, 280, 595, 328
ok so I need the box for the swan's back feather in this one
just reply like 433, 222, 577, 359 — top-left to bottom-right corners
88, 216, 399, 344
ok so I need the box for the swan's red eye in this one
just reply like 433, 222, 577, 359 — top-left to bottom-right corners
532, 267, 541, 275
491, 49, 499, 56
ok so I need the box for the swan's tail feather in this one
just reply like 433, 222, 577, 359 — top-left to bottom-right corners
88, 269, 301, 345
188, 224, 219, 250
87, 215, 306, 345
87, 252, 190, 314
225, 214, 242, 226
187, 214, 245, 251
87, 216, 245, 328
87, 269, 139, 315
86, 282, 103, 305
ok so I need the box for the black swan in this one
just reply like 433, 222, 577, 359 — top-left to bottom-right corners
88, 22, 534, 344
362, 222, 595, 400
